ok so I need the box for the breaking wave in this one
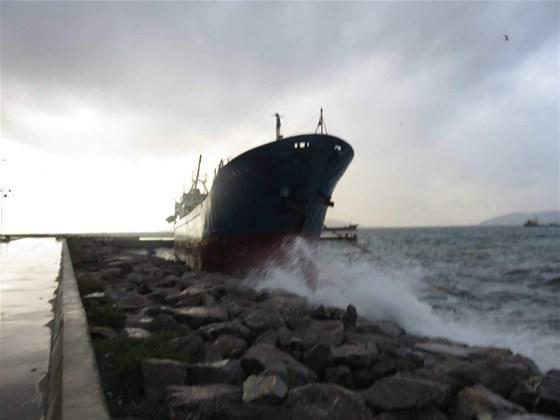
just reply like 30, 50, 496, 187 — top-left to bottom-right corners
247, 236, 560, 372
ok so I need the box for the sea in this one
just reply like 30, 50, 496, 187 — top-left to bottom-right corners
252, 226, 560, 372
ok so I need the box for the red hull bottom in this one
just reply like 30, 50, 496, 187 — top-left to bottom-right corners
174, 234, 319, 276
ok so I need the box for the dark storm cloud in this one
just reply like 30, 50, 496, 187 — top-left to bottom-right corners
1, 1, 558, 225
2, 1, 557, 153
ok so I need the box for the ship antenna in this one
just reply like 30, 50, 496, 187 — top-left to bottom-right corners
315, 108, 328, 135
275, 113, 283, 140
192, 155, 202, 191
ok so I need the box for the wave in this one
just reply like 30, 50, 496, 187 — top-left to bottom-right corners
247, 237, 560, 372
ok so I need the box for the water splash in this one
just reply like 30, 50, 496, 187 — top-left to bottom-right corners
247, 237, 560, 371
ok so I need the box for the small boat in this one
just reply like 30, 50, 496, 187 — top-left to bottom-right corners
168, 110, 354, 271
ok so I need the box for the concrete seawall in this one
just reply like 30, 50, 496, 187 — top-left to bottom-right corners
46, 240, 110, 420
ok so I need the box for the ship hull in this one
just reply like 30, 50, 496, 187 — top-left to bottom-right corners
174, 134, 353, 272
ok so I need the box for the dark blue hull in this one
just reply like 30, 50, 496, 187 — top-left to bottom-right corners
174, 134, 353, 271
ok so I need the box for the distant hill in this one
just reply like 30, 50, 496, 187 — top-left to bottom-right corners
480, 210, 560, 226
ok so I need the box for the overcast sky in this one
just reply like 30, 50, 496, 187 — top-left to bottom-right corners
1, 1, 558, 233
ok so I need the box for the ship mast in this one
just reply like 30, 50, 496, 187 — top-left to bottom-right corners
192, 155, 202, 191
315, 108, 328, 135
275, 113, 283, 140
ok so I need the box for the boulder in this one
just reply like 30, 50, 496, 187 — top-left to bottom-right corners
241, 343, 317, 388
255, 329, 281, 346
121, 327, 151, 339
345, 331, 399, 353
242, 374, 288, 404
89, 326, 117, 340
488, 359, 537, 396
311, 305, 330, 320
151, 313, 189, 333
299, 320, 344, 350
393, 348, 425, 372
215, 335, 248, 359
172, 306, 229, 328
166, 384, 242, 420
302, 344, 332, 376
363, 373, 450, 410
199, 319, 251, 340
172, 334, 205, 362
203, 342, 223, 363
281, 383, 373, 420
243, 306, 285, 334
373, 406, 448, 420
535, 370, 560, 416
332, 343, 380, 368
354, 321, 404, 338
342, 304, 358, 328
325, 365, 355, 389
187, 359, 244, 385
277, 328, 304, 354
449, 385, 526, 420
509, 376, 542, 409
106, 289, 147, 311
141, 358, 187, 401
353, 358, 398, 389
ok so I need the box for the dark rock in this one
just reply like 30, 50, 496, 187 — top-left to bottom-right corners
203, 342, 223, 363
105, 289, 147, 311
215, 335, 247, 359
354, 321, 405, 338
255, 329, 281, 346
311, 305, 330, 320
449, 384, 526, 420
277, 328, 304, 356
415, 341, 484, 360
393, 348, 425, 372
187, 359, 244, 385
509, 376, 542, 410
345, 331, 399, 353
299, 320, 344, 350
371, 357, 397, 378
173, 306, 229, 328
488, 359, 537, 396
535, 370, 560, 416
302, 343, 332, 377
342, 304, 358, 328
281, 383, 373, 420
166, 384, 242, 420
199, 319, 251, 340
373, 406, 448, 420
172, 334, 205, 362
241, 343, 317, 387
431, 359, 488, 388
89, 326, 117, 339
121, 327, 151, 339
151, 313, 189, 333
363, 373, 450, 410
325, 365, 355, 389
98, 267, 124, 281
242, 374, 288, 404
332, 343, 379, 368
353, 359, 398, 389
243, 306, 285, 334
141, 358, 187, 401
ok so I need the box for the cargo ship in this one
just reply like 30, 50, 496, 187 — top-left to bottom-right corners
167, 111, 354, 272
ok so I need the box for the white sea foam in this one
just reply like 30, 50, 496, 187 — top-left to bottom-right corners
248, 237, 560, 372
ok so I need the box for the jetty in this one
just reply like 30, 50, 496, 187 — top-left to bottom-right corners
33, 236, 560, 419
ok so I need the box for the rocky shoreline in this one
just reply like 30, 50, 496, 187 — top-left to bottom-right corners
67, 238, 560, 420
